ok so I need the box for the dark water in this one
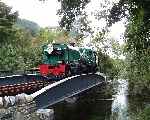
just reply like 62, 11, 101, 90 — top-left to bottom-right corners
53, 80, 150, 120
54, 99, 112, 120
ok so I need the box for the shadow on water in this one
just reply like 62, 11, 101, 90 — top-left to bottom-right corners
53, 83, 113, 120
53, 98, 112, 120
52, 79, 150, 120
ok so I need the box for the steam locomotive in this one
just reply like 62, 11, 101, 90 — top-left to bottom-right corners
39, 43, 97, 77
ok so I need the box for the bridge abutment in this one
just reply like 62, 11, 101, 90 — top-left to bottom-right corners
0, 103, 54, 120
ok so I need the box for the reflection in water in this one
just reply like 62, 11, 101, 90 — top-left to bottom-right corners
111, 80, 128, 120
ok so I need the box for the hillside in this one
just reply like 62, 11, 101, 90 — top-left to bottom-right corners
15, 18, 40, 36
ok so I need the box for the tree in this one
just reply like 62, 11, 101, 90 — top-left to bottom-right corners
0, 2, 18, 44
36, 27, 70, 44
97, 50, 119, 80
57, 0, 90, 31
0, 27, 32, 71
108, 0, 150, 95
0, 2, 42, 71
92, 31, 120, 79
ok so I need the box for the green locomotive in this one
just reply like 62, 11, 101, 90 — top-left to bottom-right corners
39, 43, 97, 76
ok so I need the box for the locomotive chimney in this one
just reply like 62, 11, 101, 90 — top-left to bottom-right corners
69, 42, 75, 47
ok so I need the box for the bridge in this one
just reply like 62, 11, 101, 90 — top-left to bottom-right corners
0, 73, 105, 110
32, 73, 105, 109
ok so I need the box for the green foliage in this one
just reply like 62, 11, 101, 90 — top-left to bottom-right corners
70, 11, 93, 41
0, 27, 42, 71
92, 31, 123, 80
131, 107, 150, 120
0, 1, 71, 71
0, 2, 18, 44
113, 58, 126, 79
0, 26, 69, 71
57, 0, 90, 31
107, 0, 127, 26
0, 2, 72, 71
37, 28, 69, 44
37, 28, 56, 44
97, 50, 119, 80
0, 2, 42, 71
125, 3, 150, 95
108, 0, 150, 95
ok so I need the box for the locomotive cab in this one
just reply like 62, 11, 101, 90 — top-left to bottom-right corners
39, 43, 97, 77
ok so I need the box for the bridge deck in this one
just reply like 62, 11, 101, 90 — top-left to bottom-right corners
33, 74, 105, 109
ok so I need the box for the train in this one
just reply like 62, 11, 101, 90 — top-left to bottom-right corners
39, 43, 97, 77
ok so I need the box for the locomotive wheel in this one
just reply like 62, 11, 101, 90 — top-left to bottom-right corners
65, 67, 71, 77
92, 64, 98, 74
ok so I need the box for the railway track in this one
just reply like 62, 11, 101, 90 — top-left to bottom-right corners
0, 74, 56, 96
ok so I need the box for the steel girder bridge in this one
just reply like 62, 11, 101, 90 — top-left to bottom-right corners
0, 73, 105, 110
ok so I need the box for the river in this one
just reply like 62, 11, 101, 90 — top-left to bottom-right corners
53, 79, 150, 120
111, 79, 128, 120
